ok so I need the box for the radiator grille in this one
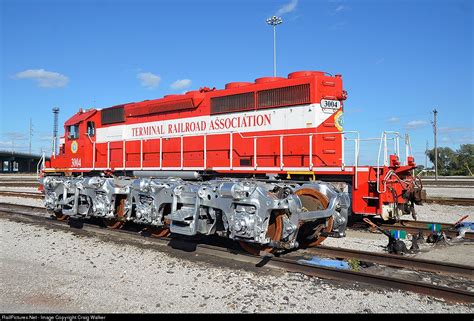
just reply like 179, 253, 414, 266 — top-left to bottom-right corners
211, 92, 255, 115
101, 106, 125, 125
129, 99, 196, 117
257, 84, 310, 109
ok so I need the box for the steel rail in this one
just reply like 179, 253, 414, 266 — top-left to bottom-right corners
0, 191, 43, 199
351, 218, 474, 240
424, 197, 474, 206
381, 220, 474, 240
0, 202, 473, 304
308, 246, 473, 279
0, 182, 39, 188
423, 180, 474, 187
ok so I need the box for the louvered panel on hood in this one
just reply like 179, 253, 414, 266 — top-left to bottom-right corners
127, 98, 197, 117
257, 84, 310, 109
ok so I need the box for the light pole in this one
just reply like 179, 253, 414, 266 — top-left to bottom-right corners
52, 107, 60, 157
266, 15, 283, 77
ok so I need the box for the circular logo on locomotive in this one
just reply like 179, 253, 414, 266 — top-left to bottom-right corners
334, 111, 343, 131
71, 141, 78, 154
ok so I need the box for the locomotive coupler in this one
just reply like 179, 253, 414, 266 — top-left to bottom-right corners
410, 187, 426, 205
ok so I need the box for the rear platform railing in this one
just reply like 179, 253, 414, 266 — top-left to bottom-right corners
36, 151, 46, 179
375, 131, 414, 193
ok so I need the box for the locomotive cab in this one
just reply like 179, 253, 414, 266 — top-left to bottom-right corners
51, 109, 97, 170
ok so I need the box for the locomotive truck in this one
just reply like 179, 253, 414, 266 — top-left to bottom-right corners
39, 70, 424, 254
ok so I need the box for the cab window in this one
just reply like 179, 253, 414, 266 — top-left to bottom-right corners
87, 121, 95, 137
68, 124, 80, 139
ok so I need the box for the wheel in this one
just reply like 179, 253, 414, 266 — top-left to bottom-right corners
53, 210, 68, 221
295, 188, 333, 248
102, 196, 126, 229
239, 212, 284, 255
147, 226, 170, 238
146, 219, 171, 238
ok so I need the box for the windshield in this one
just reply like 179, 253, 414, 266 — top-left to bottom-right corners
68, 124, 79, 139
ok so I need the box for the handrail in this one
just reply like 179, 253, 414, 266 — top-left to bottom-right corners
92, 130, 362, 183
376, 131, 401, 193
36, 151, 46, 179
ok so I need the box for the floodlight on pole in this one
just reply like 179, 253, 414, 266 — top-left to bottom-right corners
266, 15, 283, 77
52, 107, 60, 157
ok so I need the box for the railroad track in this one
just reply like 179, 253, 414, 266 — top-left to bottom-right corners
382, 219, 474, 240
308, 246, 473, 279
0, 202, 472, 304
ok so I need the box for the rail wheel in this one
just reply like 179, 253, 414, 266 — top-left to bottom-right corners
103, 196, 126, 229
295, 188, 333, 248
146, 219, 171, 238
239, 212, 284, 256
53, 210, 68, 221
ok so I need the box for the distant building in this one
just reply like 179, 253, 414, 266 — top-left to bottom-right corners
0, 151, 50, 173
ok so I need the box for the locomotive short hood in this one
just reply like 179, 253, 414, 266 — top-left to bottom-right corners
64, 109, 97, 126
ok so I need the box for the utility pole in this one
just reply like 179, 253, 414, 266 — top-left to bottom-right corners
52, 107, 60, 156
432, 109, 438, 180
266, 16, 283, 77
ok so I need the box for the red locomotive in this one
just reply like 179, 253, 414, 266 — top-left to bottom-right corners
40, 70, 423, 253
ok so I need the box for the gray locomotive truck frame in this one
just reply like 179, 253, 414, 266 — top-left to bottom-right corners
42, 176, 350, 250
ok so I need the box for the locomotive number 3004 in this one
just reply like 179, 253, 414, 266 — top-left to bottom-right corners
321, 99, 341, 110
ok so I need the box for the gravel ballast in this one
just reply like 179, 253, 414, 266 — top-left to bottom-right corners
0, 218, 472, 313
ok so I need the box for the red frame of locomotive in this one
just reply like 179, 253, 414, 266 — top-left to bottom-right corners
44, 70, 419, 218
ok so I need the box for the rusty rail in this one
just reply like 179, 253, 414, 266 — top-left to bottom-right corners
0, 191, 43, 199
308, 246, 473, 279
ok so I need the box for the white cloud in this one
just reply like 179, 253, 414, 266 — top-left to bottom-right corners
276, 0, 298, 16
335, 5, 348, 12
0, 141, 13, 148
439, 127, 474, 133
13, 69, 69, 88
405, 120, 428, 130
387, 117, 399, 123
329, 21, 347, 30
170, 79, 192, 90
137, 72, 161, 89
39, 135, 53, 141
3, 132, 27, 140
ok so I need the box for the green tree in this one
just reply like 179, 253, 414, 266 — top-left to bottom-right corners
456, 144, 474, 175
426, 144, 474, 176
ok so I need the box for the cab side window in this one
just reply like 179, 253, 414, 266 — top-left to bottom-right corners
68, 124, 80, 139
87, 121, 95, 137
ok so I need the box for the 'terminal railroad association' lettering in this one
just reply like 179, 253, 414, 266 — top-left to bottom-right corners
131, 113, 272, 137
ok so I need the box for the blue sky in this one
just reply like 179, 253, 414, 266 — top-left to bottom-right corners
1, 0, 472, 165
